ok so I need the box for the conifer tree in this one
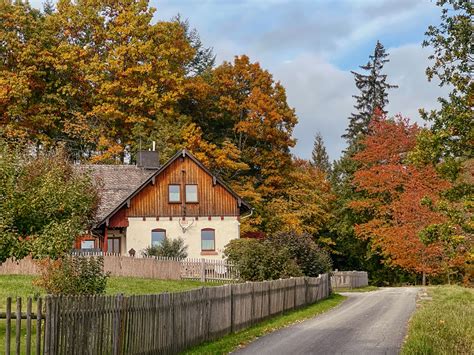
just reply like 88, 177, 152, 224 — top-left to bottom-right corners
311, 132, 331, 174
343, 41, 398, 143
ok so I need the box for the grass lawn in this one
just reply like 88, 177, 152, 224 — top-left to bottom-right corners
0, 274, 212, 353
401, 285, 474, 355
183, 293, 346, 354
0, 274, 210, 310
335, 285, 379, 292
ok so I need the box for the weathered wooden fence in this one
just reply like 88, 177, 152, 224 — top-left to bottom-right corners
2, 297, 45, 355
331, 271, 368, 289
0, 255, 238, 282
2, 274, 330, 354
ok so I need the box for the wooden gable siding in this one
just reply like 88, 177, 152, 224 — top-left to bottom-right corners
127, 156, 240, 217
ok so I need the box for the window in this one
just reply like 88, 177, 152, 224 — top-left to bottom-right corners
107, 238, 121, 253
168, 185, 180, 202
81, 240, 95, 249
201, 228, 215, 251
186, 184, 198, 203
151, 229, 166, 246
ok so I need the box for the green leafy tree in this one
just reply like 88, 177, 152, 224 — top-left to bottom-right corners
414, 0, 473, 283
417, 0, 473, 168
0, 143, 99, 262
311, 132, 331, 174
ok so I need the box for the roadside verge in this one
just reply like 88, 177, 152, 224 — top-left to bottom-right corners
401, 285, 474, 354
183, 293, 346, 354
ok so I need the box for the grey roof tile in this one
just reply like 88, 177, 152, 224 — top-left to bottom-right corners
77, 165, 155, 223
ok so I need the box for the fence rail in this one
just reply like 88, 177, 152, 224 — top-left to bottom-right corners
2, 274, 330, 354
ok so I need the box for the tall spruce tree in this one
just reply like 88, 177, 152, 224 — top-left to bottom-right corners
343, 41, 398, 143
311, 132, 331, 174
329, 42, 413, 285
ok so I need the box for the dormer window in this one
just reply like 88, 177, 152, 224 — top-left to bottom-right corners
186, 184, 198, 203
169, 184, 180, 203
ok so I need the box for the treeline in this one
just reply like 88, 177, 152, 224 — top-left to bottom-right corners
1, 0, 472, 284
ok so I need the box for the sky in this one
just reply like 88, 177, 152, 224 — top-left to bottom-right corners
31, 0, 450, 161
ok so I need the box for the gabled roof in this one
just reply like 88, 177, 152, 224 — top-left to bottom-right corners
82, 149, 251, 228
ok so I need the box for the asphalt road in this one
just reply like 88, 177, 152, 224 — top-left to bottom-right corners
233, 287, 419, 355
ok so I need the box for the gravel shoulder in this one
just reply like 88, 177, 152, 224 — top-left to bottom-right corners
233, 287, 419, 355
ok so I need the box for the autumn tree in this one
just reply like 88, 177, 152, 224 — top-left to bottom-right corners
1, 0, 196, 162
331, 42, 397, 281
180, 55, 298, 232
265, 158, 333, 237
0, 1, 60, 147
311, 132, 331, 174
343, 41, 398, 144
349, 116, 469, 284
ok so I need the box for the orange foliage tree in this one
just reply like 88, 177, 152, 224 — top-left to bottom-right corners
350, 115, 453, 283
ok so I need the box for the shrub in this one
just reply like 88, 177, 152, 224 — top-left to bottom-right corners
142, 236, 188, 259
35, 256, 109, 295
224, 231, 332, 281
224, 239, 302, 281
267, 231, 333, 276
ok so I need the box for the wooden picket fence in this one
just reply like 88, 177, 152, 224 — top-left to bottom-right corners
1, 255, 239, 282
2, 274, 330, 354
2, 297, 45, 355
180, 257, 239, 282
331, 271, 369, 290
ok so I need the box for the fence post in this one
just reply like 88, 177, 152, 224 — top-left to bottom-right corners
304, 277, 309, 306
200, 258, 206, 282
36, 298, 43, 355
5, 297, 11, 355
230, 284, 234, 333
113, 294, 124, 355
16, 297, 22, 355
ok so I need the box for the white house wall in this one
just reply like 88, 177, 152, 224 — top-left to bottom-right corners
125, 216, 240, 259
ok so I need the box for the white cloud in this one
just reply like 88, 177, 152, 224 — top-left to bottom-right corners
272, 44, 449, 161
385, 44, 449, 124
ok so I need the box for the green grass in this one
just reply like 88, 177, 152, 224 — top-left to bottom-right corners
335, 285, 379, 292
183, 293, 346, 354
402, 285, 474, 355
0, 275, 210, 310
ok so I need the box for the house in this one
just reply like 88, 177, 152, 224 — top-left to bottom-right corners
76, 149, 251, 259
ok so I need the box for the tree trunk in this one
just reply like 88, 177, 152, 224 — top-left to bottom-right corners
422, 271, 426, 286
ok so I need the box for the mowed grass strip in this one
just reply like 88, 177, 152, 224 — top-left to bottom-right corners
402, 285, 474, 355
183, 293, 346, 355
